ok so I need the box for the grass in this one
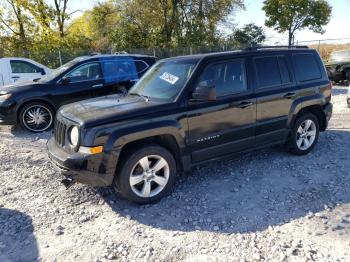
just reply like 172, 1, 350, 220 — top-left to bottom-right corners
309, 43, 350, 61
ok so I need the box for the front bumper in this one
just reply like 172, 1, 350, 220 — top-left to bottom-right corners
0, 102, 17, 125
47, 137, 118, 187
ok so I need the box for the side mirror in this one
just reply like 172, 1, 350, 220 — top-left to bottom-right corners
61, 77, 70, 85
191, 85, 216, 102
40, 68, 46, 75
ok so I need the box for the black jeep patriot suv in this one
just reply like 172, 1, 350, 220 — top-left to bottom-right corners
47, 46, 333, 204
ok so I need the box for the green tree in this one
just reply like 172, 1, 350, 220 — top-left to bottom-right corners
0, 0, 34, 55
230, 23, 266, 47
262, 0, 332, 46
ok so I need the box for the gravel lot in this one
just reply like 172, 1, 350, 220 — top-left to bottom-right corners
0, 85, 350, 262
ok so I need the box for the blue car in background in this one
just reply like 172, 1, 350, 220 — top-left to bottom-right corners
0, 54, 156, 132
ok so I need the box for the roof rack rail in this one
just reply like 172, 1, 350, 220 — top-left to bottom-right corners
244, 45, 309, 51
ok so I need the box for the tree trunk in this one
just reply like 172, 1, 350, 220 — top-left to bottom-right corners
288, 29, 293, 47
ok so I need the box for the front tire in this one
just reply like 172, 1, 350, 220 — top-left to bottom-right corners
287, 113, 320, 155
114, 145, 177, 204
19, 102, 54, 133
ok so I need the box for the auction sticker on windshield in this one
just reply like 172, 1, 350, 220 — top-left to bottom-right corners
159, 72, 179, 85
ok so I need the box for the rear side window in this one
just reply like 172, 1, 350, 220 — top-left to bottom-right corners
254, 56, 281, 88
292, 53, 321, 82
101, 60, 138, 83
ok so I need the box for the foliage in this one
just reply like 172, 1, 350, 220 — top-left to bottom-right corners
0, 0, 246, 67
228, 23, 266, 47
262, 0, 332, 46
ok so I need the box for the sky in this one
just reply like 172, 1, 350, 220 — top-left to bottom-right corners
234, 0, 350, 45
68, 0, 350, 45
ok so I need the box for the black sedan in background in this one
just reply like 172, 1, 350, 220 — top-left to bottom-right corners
0, 54, 156, 132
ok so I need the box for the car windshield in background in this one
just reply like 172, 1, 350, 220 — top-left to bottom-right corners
330, 50, 350, 62
39, 57, 86, 83
129, 58, 199, 101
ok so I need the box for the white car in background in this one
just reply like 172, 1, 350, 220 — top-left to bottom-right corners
0, 57, 51, 86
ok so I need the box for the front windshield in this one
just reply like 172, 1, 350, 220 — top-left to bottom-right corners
330, 50, 350, 62
39, 57, 86, 83
129, 58, 199, 101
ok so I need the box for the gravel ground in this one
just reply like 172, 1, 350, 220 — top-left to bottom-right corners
0, 85, 350, 262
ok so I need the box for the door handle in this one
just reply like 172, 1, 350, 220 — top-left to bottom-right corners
283, 92, 296, 99
92, 84, 103, 88
12, 76, 20, 79
238, 101, 253, 108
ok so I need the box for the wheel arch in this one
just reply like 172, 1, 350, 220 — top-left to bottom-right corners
292, 104, 327, 131
117, 134, 184, 172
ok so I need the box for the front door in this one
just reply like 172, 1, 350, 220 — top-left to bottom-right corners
52, 62, 105, 107
187, 59, 257, 163
9, 60, 44, 83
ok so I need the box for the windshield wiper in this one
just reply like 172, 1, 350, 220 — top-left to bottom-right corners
129, 92, 150, 102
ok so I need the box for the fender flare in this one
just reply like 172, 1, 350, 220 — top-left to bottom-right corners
287, 93, 327, 129
16, 96, 56, 116
103, 120, 186, 153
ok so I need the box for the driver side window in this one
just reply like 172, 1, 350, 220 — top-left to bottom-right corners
197, 60, 247, 97
66, 63, 103, 83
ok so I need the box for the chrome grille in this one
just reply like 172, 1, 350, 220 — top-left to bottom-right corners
54, 119, 67, 147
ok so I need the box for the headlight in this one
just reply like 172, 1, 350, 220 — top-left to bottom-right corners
0, 94, 11, 102
69, 126, 80, 147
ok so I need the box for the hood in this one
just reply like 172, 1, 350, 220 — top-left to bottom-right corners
0, 81, 40, 94
59, 94, 163, 127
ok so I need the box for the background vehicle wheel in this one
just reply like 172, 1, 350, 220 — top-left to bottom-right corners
287, 113, 319, 155
114, 144, 177, 204
19, 102, 54, 132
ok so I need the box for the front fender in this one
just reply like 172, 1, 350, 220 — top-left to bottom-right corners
104, 120, 186, 153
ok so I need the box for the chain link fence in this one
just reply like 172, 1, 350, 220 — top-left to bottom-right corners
2, 38, 350, 68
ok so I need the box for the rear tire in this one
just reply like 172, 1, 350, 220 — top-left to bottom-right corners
19, 102, 54, 133
287, 113, 320, 155
114, 144, 177, 204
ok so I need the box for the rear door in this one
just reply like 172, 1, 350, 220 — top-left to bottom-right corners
100, 58, 140, 95
9, 59, 44, 83
187, 58, 257, 163
254, 54, 298, 145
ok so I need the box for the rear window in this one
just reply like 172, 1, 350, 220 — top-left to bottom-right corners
292, 53, 321, 82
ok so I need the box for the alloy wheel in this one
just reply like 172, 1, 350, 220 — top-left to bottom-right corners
296, 119, 317, 151
129, 155, 170, 198
22, 105, 53, 132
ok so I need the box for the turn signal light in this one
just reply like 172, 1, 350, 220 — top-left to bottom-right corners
79, 146, 103, 155
90, 146, 103, 154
